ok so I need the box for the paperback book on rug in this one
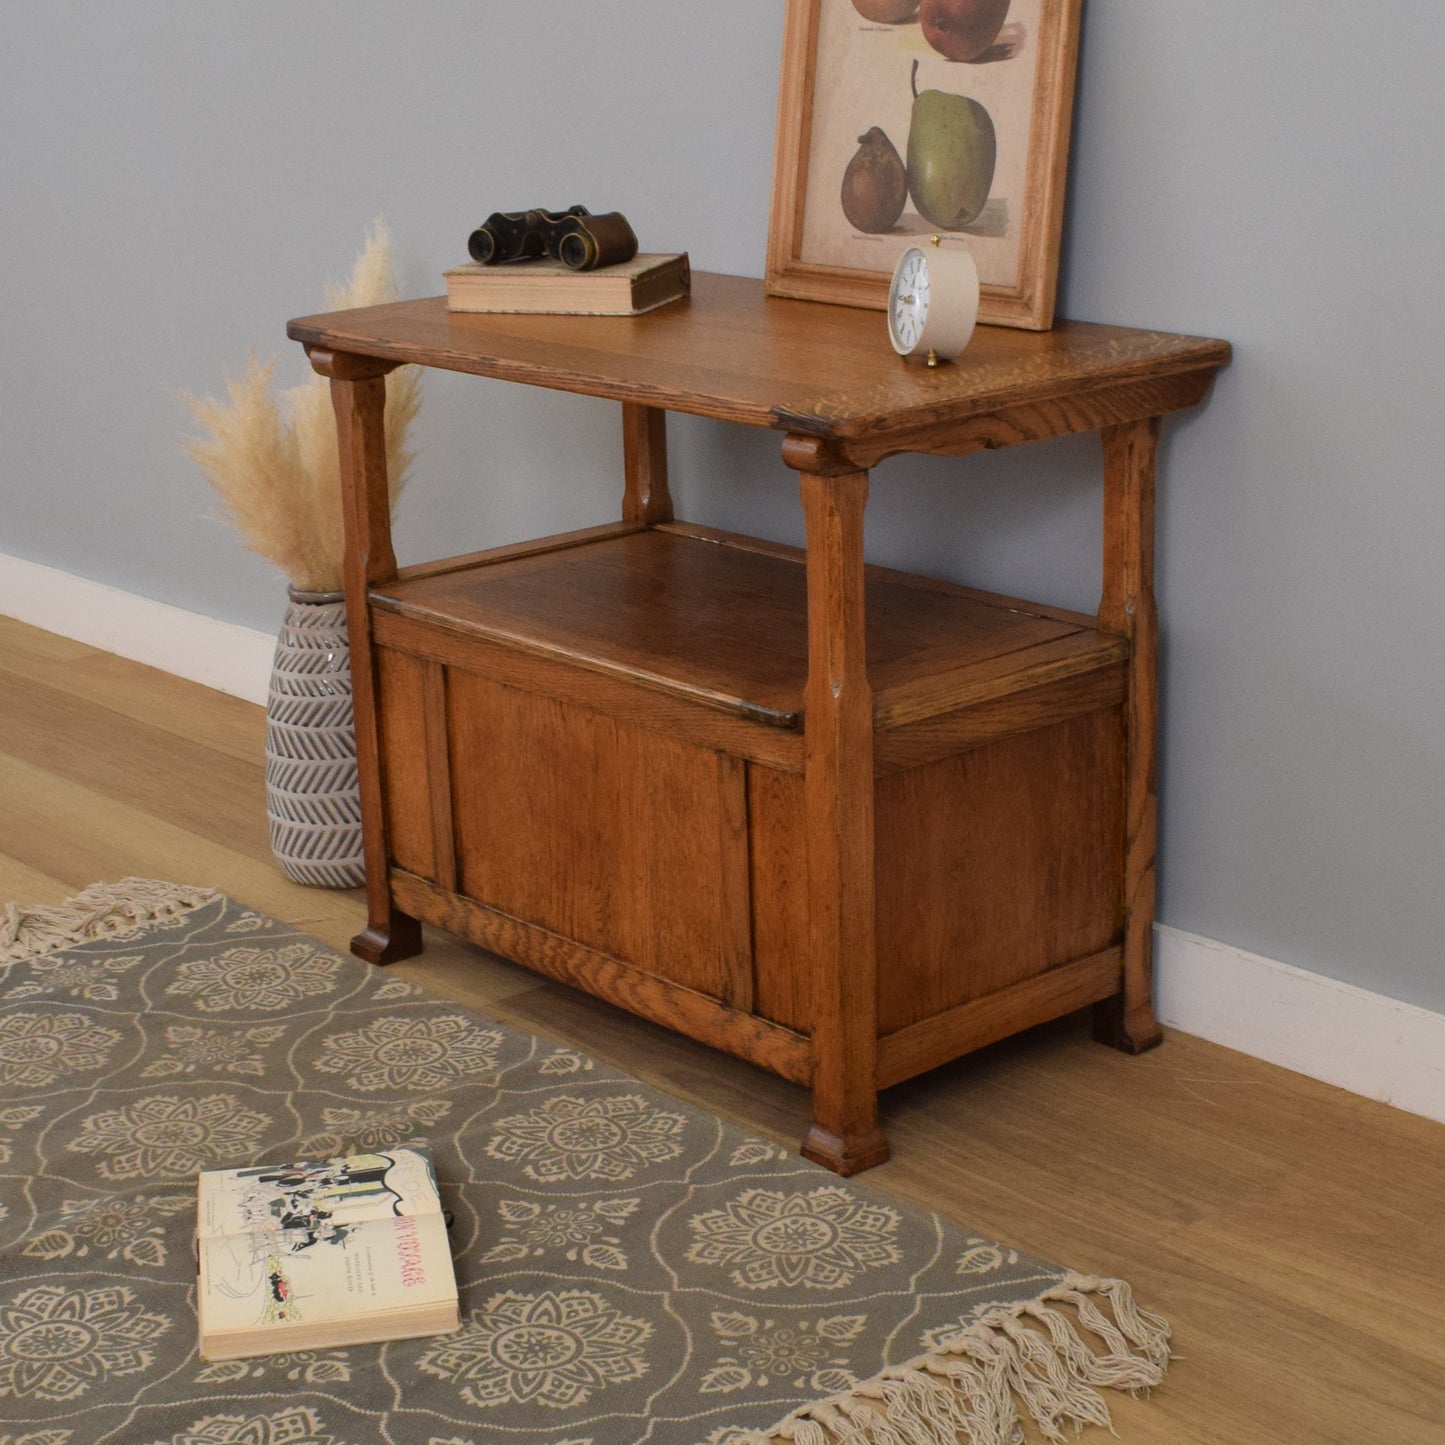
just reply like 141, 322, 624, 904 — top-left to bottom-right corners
196, 1145, 459, 1361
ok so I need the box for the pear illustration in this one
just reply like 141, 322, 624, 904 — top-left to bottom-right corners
905, 59, 996, 229
841, 126, 908, 233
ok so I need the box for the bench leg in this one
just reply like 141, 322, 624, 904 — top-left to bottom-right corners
309, 347, 423, 969
792, 444, 889, 1174
1095, 417, 1164, 1053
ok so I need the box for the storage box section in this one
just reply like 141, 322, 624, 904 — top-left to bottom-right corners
748, 709, 1127, 1085
367, 527, 1130, 1090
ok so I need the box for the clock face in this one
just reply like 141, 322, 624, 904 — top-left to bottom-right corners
889, 249, 930, 355
886, 241, 980, 363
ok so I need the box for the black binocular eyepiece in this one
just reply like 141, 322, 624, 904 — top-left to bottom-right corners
467, 207, 638, 272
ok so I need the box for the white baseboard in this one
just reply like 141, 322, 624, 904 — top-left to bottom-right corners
4, 550, 1444, 1127
0, 552, 274, 704
1155, 924, 1445, 1125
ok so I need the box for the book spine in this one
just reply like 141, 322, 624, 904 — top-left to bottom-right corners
630, 259, 690, 315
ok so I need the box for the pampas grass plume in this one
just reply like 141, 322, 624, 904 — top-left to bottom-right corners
183, 221, 420, 593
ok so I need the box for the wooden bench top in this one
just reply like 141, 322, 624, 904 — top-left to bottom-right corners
288, 273, 1229, 458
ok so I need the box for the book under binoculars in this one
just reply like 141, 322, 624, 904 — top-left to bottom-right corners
444, 252, 690, 315
196, 1145, 459, 1361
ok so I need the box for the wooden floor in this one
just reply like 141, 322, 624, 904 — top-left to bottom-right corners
2, 611, 1442, 1443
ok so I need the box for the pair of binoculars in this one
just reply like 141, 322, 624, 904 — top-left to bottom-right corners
467, 206, 638, 272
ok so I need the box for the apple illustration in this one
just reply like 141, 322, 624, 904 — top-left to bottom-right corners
919, 0, 1011, 62
850, 0, 921, 21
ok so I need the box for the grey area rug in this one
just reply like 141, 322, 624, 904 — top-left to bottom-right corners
0, 880, 1171, 1445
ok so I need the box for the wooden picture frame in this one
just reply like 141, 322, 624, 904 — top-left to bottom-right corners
766, 0, 1082, 330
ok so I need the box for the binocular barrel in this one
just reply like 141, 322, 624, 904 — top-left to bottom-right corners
467, 207, 638, 272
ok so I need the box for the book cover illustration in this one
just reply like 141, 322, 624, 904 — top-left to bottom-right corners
199, 1147, 441, 1245
198, 1147, 454, 1342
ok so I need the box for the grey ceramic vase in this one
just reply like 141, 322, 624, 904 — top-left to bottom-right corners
265, 588, 366, 888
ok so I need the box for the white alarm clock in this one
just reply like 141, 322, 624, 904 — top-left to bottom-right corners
887, 237, 980, 365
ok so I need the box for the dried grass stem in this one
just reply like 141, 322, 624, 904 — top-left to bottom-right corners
183, 221, 419, 594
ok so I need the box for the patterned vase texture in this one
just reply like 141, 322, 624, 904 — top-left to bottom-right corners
265, 589, 366, 888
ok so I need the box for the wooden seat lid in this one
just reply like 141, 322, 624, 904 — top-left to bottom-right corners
371, 528, 1119, 729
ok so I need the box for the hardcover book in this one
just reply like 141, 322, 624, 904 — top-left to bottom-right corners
196, 1146, 459, 1361
444, 251, 690, 316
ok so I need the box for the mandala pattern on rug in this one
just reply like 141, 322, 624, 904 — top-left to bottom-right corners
418, 1288, 652, 1410
65, 1093, 271, 1181
22, 1193, 192, 1268
0, 1284, 171, 1402
484, 1093, 686, 1182
685, 1186, 903, 1290
166, 945, 340, 1012
141, 1024, 289, 1079
312, 1015, 503, 1092
0, 1013, 121, 1088
297, 1098, 453, 1157
701, 1311, 864, 1395
2, 953, 143, 1003
481, 1198, 639, 1271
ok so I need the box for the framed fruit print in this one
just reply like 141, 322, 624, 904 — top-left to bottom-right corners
766, 0, 1082, 330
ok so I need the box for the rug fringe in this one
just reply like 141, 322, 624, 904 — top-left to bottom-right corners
0, 877, 218, 965
735, 1274, 1171, 1445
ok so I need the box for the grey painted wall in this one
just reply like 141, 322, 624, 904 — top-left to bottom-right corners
3, 3, 1442, 1012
